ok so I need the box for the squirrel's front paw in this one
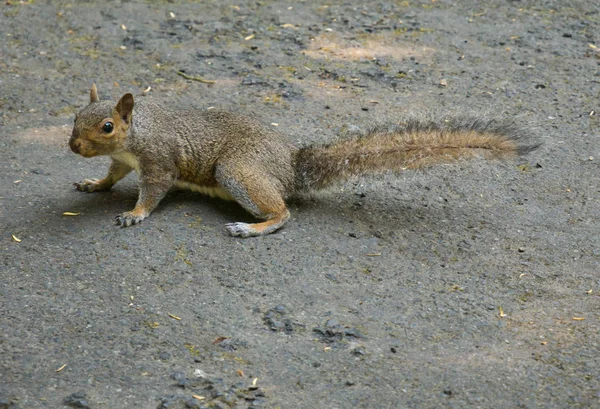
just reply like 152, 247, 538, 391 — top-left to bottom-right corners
115, 211, 146, 227
74, 178, 108, 193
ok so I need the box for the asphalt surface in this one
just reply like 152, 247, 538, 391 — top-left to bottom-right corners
1, 1, 599, 408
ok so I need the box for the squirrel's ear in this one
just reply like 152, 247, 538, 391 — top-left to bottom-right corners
116, 93, 134, 124
90, 84, 100, 103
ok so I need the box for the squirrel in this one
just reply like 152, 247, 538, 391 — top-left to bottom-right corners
69, 84, 539, 237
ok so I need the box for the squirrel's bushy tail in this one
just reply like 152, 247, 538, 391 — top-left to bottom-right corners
293, 115, 540, 192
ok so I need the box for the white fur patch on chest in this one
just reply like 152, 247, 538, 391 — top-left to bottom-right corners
174, 181, 234, 201
111, 151, 141, 172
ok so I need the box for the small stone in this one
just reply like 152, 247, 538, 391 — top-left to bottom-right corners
270, 320, 285, 330
325, 318, 340, 328
242, 75, 267, 86
343, 328, 363, 338
158, 395, 183, 409
185, 398, 203, 409
171, 371, 186, 381
194, 368, 208, 378
274, 305, 286, 313
352, 346, 366, 356
63, 391, 90, 409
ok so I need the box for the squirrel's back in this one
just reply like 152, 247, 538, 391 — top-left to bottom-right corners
127, 101, 298, 195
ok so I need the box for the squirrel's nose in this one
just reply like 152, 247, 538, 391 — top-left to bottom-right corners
69, 128, 81, 153
69, 138, 81, 154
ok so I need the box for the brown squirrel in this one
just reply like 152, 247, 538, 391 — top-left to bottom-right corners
69, 84, 539, 237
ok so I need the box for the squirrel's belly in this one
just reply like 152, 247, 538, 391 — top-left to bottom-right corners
174, 180, 234, 201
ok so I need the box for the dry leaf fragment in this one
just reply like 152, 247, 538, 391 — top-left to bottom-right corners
143, 86, 152, 93
169, 11, 176, 18
586, 289, 593, 294
439, 79, 448, 87
252, 378, 258, 387
281, 23, 295, 28
365, 253, 381, 257
176, 71, 216, 84
121, 24, 127, 30
192, 395, 205, 400
271, 123, 279, 126
13, 180, 21, 184
12, 235, 22, 243
572, 317, 585, 321
499, 307, 507, 318
56, 364, 67, 372
541, 341, 548, 345
589, 44, 597, 49
212, 336, 229, 344
168, 313, 181, 320
62, 212, 81, 216
244, 34, 255, 41
237, 369, 244, 377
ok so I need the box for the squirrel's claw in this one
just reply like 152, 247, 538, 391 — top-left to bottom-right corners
225, 222, 254, 238
116, 212, 144, 227
74, 178, 98, 192
74, 178, 108, 193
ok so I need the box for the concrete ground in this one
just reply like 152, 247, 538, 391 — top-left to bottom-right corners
1, 1, 598, 408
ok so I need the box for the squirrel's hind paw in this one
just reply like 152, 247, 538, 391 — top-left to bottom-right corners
116, 212, 145, 227
225, 222, 256, 238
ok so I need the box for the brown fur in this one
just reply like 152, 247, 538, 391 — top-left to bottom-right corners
293, 127, 527, 191
69, 85, 539, 237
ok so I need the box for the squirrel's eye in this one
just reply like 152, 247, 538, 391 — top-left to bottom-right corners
102, 122, 114, 133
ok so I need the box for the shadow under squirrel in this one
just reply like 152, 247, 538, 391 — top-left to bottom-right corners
69, 84, 539, 237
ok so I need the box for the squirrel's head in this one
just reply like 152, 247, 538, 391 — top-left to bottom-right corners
69, 84, 134, 157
